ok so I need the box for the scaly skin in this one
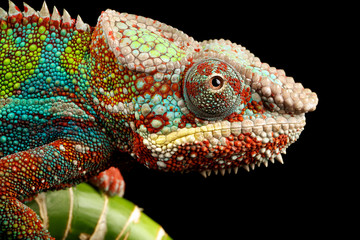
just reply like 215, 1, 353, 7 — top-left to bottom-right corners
0, 1, 318, 239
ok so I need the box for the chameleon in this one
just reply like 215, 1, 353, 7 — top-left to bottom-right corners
0, 1, 318, 239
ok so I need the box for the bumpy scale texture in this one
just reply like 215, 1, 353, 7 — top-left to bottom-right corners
0, 1, 318, 239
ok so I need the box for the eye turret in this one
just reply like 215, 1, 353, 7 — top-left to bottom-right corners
183, 59, 244, 120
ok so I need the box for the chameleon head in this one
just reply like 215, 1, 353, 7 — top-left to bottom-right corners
99, 10, 318, 175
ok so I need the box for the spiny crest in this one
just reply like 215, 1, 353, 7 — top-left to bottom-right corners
0, 1, 90, 32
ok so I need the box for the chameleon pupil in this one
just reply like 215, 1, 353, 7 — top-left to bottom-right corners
210, 76, 223, 89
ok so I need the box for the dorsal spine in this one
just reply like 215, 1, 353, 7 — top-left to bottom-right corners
0, 1, 91, 32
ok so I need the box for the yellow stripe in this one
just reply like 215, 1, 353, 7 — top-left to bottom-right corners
156, 227, 166, 240
34, 192, 49, 229
89, 194, 109, 239
62, 188, 74, 240
115, 206, 141, 240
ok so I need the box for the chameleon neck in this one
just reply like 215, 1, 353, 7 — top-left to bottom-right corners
87, 23, 137, 152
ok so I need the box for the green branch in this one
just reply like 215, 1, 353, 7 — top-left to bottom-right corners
27, 183, 172, 240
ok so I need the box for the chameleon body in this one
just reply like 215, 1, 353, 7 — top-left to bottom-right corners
0, 1, 318, 239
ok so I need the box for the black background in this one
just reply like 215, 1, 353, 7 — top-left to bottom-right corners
4, 0, 346, 239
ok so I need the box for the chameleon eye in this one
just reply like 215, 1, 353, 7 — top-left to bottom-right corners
183, 59, 243, 120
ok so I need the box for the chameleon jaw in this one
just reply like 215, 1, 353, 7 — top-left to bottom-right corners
137, 113, 305, 173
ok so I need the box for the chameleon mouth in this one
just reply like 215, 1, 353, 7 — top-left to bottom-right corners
140, 113, 306, 172
144, 113, 305, 148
